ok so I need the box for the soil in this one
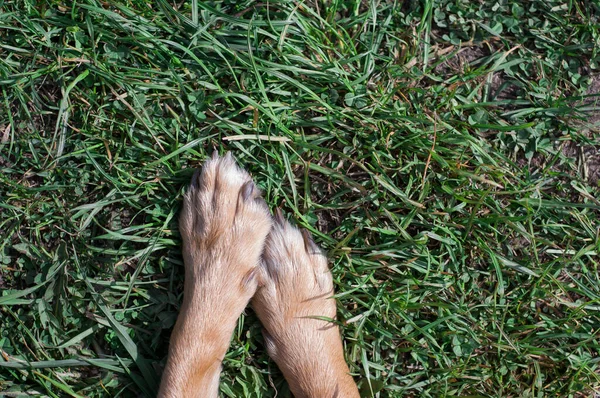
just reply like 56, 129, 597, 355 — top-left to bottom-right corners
432, 44, 522, 101
568, 73, 600, 185
584, 73, 600, 125
562, 135, 600, 186
435, 45, 600, 186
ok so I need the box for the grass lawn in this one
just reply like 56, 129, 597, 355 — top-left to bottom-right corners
1, 0, 600, 396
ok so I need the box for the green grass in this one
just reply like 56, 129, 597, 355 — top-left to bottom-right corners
1, 0, 599, 396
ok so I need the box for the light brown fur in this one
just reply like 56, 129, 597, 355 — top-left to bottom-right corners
252, 213, 360, 398
159, 153, 359, 397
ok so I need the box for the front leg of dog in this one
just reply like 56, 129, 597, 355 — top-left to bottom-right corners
265, 322, 358, 398
158, 290, 242, 396
159, 245, 263, 396
254, 218, 360, 398
158, 154, 271, 397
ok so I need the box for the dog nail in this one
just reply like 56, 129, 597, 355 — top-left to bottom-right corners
190, 169, 201, 188
301, 228, 320, 254
274, 208, 285, 225
241, 180, 255, 200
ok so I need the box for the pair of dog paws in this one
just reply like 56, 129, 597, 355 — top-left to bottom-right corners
172, 153, 358, 397
179, 152, 336, 328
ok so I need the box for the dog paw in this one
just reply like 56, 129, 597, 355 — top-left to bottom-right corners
252, 212, 359, 397
179, 152, 272, 302
159, 153, 273, 397
254, 209, 336, 330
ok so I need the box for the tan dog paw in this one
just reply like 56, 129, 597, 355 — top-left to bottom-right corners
252, 211, 359, 398
159, 152, 272, 398
179, 151, 272, 304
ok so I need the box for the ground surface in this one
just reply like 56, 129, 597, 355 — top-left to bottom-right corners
1, 1, 599, 397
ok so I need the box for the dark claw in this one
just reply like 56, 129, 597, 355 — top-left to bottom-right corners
241, 180, 255, 201
190, 169, 202, 189
301, 228, 321, 255
274, 207, 285, 225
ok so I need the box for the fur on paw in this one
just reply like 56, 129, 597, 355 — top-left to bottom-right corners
179, 152, 272, 295
253, 210, 337, 345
